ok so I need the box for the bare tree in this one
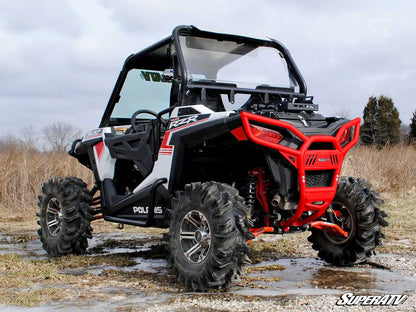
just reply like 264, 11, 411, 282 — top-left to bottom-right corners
0, 135, 23, 152
42, 122, 81, 152
334, 107, 350, 119
21, 125, 38, 150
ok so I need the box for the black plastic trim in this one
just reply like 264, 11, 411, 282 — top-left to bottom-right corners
101, 177, 169, 227
167, 117, 229, 190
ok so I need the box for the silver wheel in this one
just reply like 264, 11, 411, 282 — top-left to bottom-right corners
169, 182, 252, 290
46, 197, 62, 236
38, 177, 93, 256
180, 210, 211, 263
323, 201, 355, 245
308, 177, 387, 266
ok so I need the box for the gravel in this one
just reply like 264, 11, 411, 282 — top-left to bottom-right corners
144, 294, 416, 312
142, 252, 416, 312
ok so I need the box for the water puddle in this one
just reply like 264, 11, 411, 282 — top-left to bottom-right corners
231, 256, 416, 296
0, 233, 46, 257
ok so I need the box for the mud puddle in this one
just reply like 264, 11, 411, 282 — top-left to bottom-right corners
232, 257, 416, 296
0, 232, 174, 311
82, 232, 169, 274
1, 231, 415, 311
0, 233, 45, 257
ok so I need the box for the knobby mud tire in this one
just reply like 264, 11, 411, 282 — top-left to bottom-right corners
37, 177, 94, 257
308, 176, 388, 266
168, 181, 254, 291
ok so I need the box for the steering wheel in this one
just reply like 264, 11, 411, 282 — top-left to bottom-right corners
131, 109, 167, 133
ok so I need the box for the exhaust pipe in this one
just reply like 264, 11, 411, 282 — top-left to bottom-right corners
271, 193, 281, 207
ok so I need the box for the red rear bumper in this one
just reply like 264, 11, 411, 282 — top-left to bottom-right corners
240, 111, 360, 231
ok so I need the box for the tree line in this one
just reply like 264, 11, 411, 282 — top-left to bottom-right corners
0, 122, 81, 153
361, 95, 415, 146
0, 97, 414, 152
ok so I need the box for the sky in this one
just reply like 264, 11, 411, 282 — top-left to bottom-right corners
0, 0, 415, 139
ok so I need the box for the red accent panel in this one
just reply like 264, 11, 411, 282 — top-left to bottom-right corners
231, 126, 248, 141
95, 141, 104, 160
240, 111, 361, 231
160, 132, 174, 150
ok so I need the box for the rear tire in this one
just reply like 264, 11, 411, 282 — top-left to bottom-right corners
37, 177, 94, 257
308, 176, 388, 265
168, 182, 254, 291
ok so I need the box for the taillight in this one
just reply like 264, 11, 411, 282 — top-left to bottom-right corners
250, 124, 284, 145
338, 127, 352, 146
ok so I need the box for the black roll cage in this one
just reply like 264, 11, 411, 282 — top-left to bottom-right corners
100, 25, 308, 128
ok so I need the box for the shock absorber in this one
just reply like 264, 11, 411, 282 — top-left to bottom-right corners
244, 172, 256, 217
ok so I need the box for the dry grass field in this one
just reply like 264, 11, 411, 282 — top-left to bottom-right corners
0, 147, 92, 228
341, 145, 416, 253
342, 144, 416, 196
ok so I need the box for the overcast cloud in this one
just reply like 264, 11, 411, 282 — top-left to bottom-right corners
0, 0, 415, 138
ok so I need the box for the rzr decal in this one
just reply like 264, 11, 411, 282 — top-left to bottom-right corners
168, 114, 210, 130
160, 114, 212, 155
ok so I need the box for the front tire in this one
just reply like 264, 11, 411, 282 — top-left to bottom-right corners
308, 176, 388, 265
168, 182, 253, 291
37, 177, 94, 257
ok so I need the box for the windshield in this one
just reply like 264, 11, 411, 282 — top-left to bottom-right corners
110, 69, 171, 122
179, 35, 298, 90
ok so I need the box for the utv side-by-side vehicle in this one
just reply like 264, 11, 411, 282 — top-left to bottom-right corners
37, 25, 388, 291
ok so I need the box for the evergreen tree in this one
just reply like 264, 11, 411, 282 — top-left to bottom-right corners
409, 110, 416, 144
361, 96, 378, 145
360, 95, 401, 146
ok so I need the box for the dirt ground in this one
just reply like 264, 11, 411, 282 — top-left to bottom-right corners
1, 213, 415, 312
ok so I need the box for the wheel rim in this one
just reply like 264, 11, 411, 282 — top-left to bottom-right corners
323, 201, 355, 244
46, 197, 63, 236
179, 210, 211, 263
